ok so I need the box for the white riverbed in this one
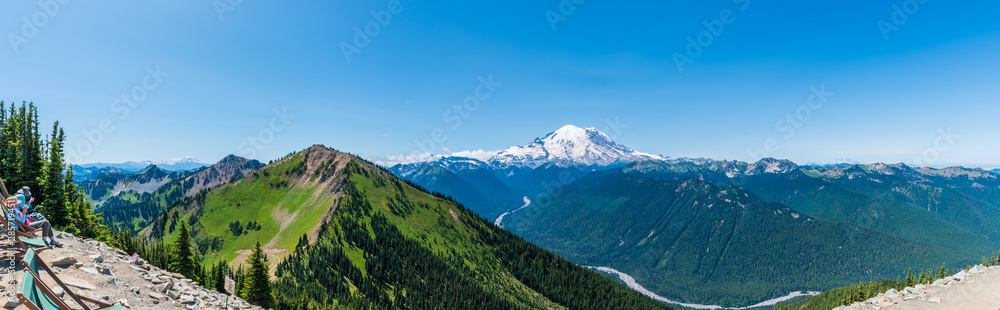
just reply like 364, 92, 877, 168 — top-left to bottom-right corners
585, 266, 820, 309
494, 196, 531, 227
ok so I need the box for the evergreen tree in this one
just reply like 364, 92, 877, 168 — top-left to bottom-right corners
16, 103, 44, 199
294, 234, 308, 254
213, 261, 229, 293
241, 241, 273, 308
41, 122, 68, 226
234, 266, 246, 297
905, 268, 915, 287
170, 222, 197, 278
0, 102, 16, 188
0, 101, 112, 241
195, 252, 204, 284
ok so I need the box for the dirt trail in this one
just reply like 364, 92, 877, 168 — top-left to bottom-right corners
840, 265, 1000, 310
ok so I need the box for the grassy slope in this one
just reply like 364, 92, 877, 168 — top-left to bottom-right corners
199, 155, 331, 260
156, 154, 333, 266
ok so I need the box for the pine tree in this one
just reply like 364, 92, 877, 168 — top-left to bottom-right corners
41, 122, 68, 227
0, 103, 24, 192
234, 266, 246, 297
17, 103, 43, 200
295, 234, 308, 254
171, 222, 196, 279
241, 241, 273, 308
905, 268, 915, 287
194, 251, 204, 284
213, 261, 228, 293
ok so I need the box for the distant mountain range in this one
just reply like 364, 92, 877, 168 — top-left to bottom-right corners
388, 124, 1000, 307
74, 157, 210, 181
78, 165, 185, 203
81, 155, 264, 231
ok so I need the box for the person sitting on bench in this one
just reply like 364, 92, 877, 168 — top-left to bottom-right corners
7, 196, 60, 247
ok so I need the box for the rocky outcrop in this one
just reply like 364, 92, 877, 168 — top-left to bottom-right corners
1, 232, 259, 310
183, 155, 264, 196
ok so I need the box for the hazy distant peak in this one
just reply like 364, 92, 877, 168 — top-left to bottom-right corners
746, 158, 798, 175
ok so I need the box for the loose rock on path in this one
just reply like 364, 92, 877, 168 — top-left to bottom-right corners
0, 231, 260, 310
836, 264, 1000, 310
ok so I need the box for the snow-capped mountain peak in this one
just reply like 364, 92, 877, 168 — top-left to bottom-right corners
163, 156, 202, 165
383, 125, 665, 169
746, 158, 798, 175
77, 156, 210, 172
489, 125, 664, 168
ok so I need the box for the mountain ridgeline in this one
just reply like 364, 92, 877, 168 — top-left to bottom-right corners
79, 165, 184, 203
88, 155, 264, 231
145, 145, 672, 309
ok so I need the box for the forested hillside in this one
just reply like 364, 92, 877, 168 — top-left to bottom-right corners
628, 162, 1000, 259
504, 171, 970, 306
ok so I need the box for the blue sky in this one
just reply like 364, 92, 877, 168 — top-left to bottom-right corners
1, 0, 998, 167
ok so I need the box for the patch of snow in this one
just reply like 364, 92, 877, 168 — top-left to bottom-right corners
489, 125, 664, 168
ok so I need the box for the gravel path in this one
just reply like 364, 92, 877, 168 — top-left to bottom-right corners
837, 265, 1000, 310
0, 232, 257, 310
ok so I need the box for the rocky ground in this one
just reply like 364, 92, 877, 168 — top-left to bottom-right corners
0, 232, 261, 310
836, 264, 1000, 310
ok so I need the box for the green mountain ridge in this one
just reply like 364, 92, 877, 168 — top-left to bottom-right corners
144, 145, 672, 309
